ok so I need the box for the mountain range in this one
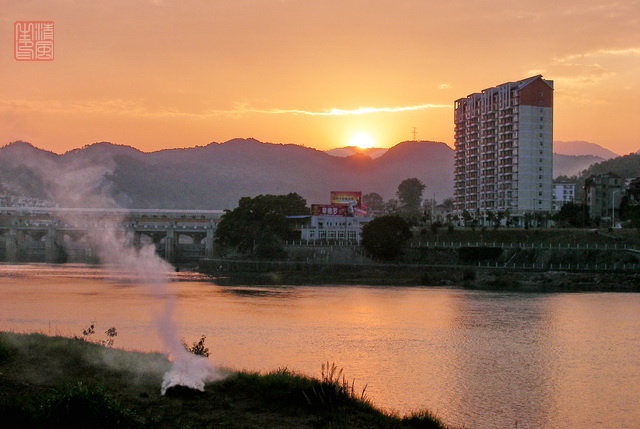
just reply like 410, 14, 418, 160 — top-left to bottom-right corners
552, 141, 619, 159
0, 138, 624, 209
0, 139, 454, 209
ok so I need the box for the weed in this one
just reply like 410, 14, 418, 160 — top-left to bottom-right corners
74, 323, 117, 348
182, 334, 210, 357
303, 362, 369, 412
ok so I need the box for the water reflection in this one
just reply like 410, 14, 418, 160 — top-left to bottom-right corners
1, 264, 639, 429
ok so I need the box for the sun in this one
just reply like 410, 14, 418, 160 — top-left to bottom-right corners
348, 132, 376, 149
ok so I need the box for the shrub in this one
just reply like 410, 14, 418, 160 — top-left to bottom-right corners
183, 334, 210, 357
361, 215, 412, 260
462, 269, 476, 281
401, 409, 449, 428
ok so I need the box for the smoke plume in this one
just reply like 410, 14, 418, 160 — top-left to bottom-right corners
13, 147, 224, 393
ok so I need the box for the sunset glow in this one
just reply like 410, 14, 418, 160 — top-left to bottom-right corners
349, 132, 376, 149
1, 1, 639, 154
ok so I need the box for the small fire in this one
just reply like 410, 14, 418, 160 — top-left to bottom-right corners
161, 350, 223, 395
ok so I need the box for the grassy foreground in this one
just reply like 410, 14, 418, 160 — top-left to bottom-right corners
0, 332, 452, 429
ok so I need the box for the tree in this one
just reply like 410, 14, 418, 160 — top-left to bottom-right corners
363, 192, 385, 217
215, 193, 308, 257
361, 215, 412, 260
396, 178, 426, 214
442, 198, 454, 211
620, 179, 640, 226
384, 199, 399, 214
554, 202, 589, 228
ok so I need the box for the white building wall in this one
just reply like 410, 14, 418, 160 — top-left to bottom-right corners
517, 105, 553, 211
552, 183, 576, 211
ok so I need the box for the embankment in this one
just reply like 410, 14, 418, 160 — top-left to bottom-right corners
200, 243, 640, 291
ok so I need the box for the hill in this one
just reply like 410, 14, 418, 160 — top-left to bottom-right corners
0, 139, 454, 209
553, 141, 619, 159
553, 153, 603, 178
325, 146, 388, 159
580, 152, 640, 179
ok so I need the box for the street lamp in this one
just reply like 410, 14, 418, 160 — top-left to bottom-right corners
611, 189, 621, 229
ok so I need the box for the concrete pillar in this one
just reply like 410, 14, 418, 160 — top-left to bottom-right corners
45, 225, 59, 263
204, 228, 215, 258
165, 227, 176, 263
6, 228, 18, 262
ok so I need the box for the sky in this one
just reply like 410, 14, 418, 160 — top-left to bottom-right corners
2, 0, 640, 154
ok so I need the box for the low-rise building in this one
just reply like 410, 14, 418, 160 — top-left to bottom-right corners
295, 191, 372, 243
584, 173, 623, 220
552, 181, 576, 211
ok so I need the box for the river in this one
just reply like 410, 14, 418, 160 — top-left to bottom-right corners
1, 263, 639, 429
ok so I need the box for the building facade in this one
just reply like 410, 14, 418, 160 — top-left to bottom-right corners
584, 173, 623, 221
552, 181, 576, 211
454, 75, 554, 224
299, 215, 369, 243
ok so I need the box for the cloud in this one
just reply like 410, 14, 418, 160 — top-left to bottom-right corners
554, 47, 640, 63
529, 45, 640, 90
0, 99, 451, 119
239, 103, 451, 116
438, 84, 452, 90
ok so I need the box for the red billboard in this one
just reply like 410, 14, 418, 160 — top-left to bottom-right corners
312, 204, 368, 217
312, 204, 347, 216
330, 191, 362, 207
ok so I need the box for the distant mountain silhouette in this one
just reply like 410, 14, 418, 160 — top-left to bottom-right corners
553, 154, 604, 178
0, 139, 455, 209
325, 146, 388, 159
554, 141, 619, 159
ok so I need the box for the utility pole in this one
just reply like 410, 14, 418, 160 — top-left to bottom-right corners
431, 193, 436, 223
412, 127, 418, 141
612, 189, 621, 228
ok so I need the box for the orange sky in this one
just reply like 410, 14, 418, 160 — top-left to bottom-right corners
2, 0, 640, 154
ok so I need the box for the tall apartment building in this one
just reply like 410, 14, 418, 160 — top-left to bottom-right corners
453, 75, 553, 224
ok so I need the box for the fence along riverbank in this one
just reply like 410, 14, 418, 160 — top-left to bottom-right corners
202, 240, 640, 273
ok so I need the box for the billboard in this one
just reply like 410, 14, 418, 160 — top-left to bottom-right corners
312, 204, 368, 217
330, 191, 362, 207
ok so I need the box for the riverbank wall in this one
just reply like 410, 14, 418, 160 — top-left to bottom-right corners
200, 242, 640, 291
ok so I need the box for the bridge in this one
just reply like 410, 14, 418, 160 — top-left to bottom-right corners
0, 207, 224, 263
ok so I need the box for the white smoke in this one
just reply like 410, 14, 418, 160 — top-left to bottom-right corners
13, 146, 224, 393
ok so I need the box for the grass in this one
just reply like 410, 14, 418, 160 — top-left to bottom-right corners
0, 331, 455, 428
